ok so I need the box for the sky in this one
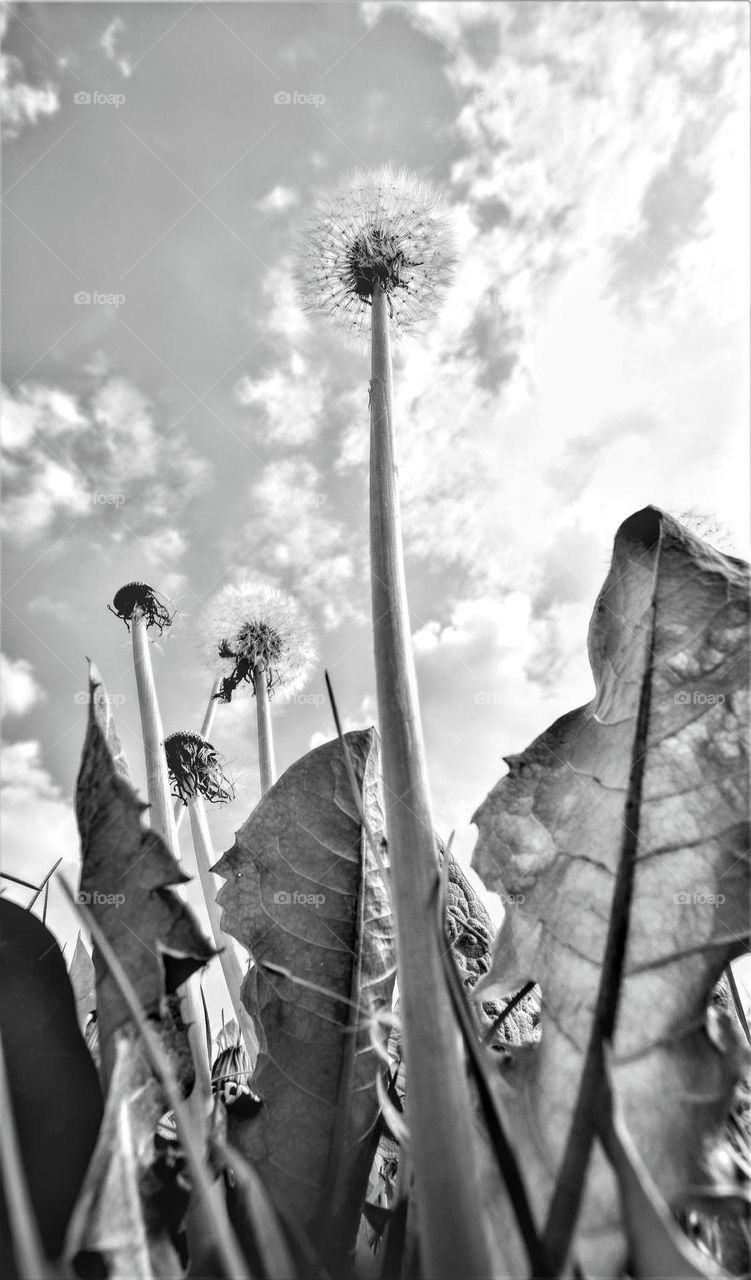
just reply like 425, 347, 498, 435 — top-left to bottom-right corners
2, 1, 749, 1019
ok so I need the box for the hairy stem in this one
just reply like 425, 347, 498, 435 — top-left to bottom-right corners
188, 795, 257, 1060
254, 662, 276, 794
130, 607, 212, 1104
369, 281, 494, 1280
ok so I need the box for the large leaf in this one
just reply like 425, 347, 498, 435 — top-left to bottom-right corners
76, 662, 214, 1086
212, 729, 396, 1273
472, 508, 750, 1277
64, 1030, 187, 1279
0, 901, 103, 1263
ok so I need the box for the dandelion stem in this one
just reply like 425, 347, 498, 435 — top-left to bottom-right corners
254, 662, 276, 794
130, 606, 212, 1104
369, 281, 494, 1280
187, 795, 257, 1061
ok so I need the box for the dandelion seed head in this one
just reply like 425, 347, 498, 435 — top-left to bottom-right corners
164, 730, 235, 806
198, 582, 316, 701
295, 166, 456, 344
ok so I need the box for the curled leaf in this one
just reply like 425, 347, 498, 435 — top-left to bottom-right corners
473, 508, 750, 1277
76, 662, 215, 1087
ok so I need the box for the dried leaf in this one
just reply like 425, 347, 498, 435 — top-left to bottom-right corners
212, 730, 396, 1272
76, 662, 214, 1086
65, 1031, 186, 1279
472, 508, 750, 1277
0, 901, 103, 1262
69, 932, 96, 1036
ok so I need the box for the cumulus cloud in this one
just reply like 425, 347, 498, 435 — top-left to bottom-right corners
231, 457, 365, 629
0, 739, 81, 950
1, 654, 46, 717
255, 185, 299, 214
100, 16, 132, 77
2, 377, 210, 548
1, 7, 59, 140
234, 350, 324, 446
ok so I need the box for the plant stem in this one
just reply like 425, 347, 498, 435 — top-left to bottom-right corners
368, 282, 494, 1280
174, 677, 222, 828
130, 606, 212, 1104
254, 662, 276, 794
188, 795, 257, 1060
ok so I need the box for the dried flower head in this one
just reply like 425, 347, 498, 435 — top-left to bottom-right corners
296, 166, 456, 341
164, 730, 235, 806
211, 1041, 261, 1116
109, 581, 174, 634
198, 582, 316, 703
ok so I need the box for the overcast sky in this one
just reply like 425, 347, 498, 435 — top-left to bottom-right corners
2, 1, 749, 1009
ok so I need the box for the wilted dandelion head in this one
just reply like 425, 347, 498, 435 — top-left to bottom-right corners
296, 166, 456, 342
164, 730, 235, 806
198, 582, 316, 702
109, 581, 174, 634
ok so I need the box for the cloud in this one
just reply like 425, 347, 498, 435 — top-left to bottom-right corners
230, 457, 365, 630
100, 16, 132, 78
2, 377, 210, 547
0, 739, 81, 950
1, 6, 60, 140
411, 591, 595, 858
1, 654, 46, 718
255, 185, 299, 214
234, 350, 326, 446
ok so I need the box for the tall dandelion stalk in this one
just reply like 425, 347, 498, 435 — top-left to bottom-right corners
297, 169, 495, 1279
198, 583, 316, 795
165, 731, 257, 1060
109, 583, 211, 1103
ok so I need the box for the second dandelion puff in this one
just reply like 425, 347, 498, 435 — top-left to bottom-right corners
198, 583, 316, 794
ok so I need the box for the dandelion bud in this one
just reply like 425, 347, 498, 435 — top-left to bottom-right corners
108, 581, 174, 635
295, 166, 456, 342
164, 730, 235, 807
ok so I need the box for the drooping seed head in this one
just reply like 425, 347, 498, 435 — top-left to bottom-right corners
164, 730, 235, 806
295, 166, 456, 342
198, 582, 316, 703
109, 581, 174, 634
211, 1041, 261, 1116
